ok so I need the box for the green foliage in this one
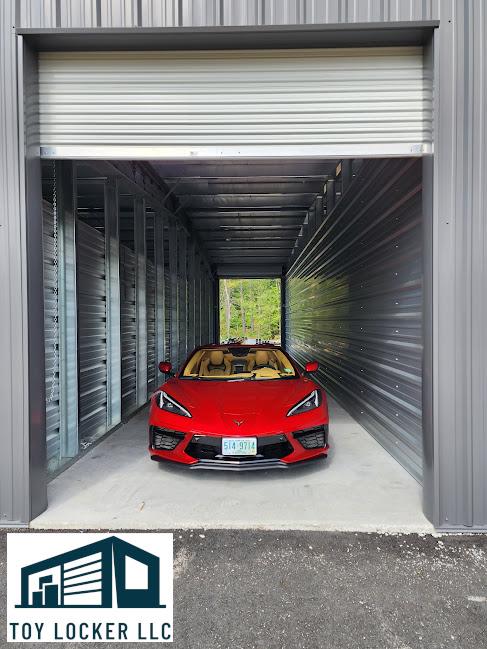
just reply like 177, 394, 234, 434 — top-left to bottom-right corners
219, 279, 281, 342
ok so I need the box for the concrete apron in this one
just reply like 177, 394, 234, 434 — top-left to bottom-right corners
30, 398, 433, 533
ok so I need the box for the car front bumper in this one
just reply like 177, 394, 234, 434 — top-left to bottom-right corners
148, 425, 329, 469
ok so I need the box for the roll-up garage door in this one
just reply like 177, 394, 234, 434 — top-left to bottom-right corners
38, 48, 432, 159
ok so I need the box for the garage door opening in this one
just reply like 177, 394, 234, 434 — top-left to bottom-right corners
32, 25, 433, 528
36, 154, 428, 531
220, 278, 281, 344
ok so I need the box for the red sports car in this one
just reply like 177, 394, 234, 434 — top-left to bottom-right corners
148, 344, 329, 470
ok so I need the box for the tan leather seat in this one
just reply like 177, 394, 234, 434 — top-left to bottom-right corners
248, 350, 277, 371
199, 350, 231, 376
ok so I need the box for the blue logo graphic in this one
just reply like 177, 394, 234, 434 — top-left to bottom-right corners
16, 536, 164, 609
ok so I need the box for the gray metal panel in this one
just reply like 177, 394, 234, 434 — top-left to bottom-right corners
169, 219, 179, 366
178, 230, 188, 363
429, 2, 487, 529
43, 200, 61, 471
187, 239, 196, 352
154, 212, 166, 382
18, 0, 440, 28
37, 48, 432, 158
194, 253, 202, 347
134, 196, 148, 406
286, 158, 423, 480
57, 161, 79, 459
146, 258, 156, 393
76, 219, 108, 444
120, 244, 137, 415
164, 265, 171, 361
0, 11, 47, 524
104, 177, 122, 428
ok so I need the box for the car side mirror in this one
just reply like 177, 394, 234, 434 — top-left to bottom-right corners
159, 361, 173, 374
305, 361, 319, 373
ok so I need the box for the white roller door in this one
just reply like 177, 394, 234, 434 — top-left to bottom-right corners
38, 47, 432, 159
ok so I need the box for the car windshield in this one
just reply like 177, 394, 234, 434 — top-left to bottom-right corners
180, 347, 297, 381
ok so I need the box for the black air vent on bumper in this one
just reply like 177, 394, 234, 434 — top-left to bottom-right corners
293, 425, 328, 449
151, 426, 185, 451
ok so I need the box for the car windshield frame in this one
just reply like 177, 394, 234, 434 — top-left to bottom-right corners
178, 346, 300, 381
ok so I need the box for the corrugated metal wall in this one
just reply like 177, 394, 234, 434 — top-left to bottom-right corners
76, 220, 108, 444
146, 258, 156, 393
37, 48, 431, 158
0, 0, 32, 524
17, 0, 440, 28
120, 244, 138, 416
430, 1, 487, 529
286, 158, 423, 480
43, 200, 61, 472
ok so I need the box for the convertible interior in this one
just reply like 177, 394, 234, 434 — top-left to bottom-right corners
182, 347, 296, 379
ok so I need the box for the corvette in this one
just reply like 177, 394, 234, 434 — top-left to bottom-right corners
148, 344, 329, 470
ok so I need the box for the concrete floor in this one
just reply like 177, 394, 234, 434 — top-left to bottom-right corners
31, 399, 433, 532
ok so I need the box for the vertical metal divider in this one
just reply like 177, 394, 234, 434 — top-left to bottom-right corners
169, 218, 179, 367
194, 252, 202, 347
200, 270, 207, 345
57, 160, 79, 459
326, 178, 336, 213
280, 268, 287, 349
315, 195, 324, 228
104, 176, 121, 428
178, 230, 188, 363
134, 196, 147, 407
213, 273, 219, 344
154, 210, 166, 385
187, 240, 196, 352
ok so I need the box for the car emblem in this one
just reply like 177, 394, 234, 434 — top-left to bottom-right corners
233, 420, 244, 426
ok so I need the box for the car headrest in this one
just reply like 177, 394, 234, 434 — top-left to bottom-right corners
255, 350, 269, 366
209, 350, 224, 366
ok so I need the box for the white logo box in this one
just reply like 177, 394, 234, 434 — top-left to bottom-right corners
7, 533, 173, 643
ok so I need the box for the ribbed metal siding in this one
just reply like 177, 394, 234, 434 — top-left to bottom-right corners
146, 258, 156, 393
42, 200, 61, 471
37, 48, 432, 159
164, 265, 171, 362
76, 220, 108, 444
18, 0, 440, 28
286, 158, 423, 480
120, 244, 137, 415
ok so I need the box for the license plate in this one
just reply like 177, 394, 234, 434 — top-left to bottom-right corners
222, 437, 257, 456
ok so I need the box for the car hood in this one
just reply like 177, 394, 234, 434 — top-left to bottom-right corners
159, 377, 317, 434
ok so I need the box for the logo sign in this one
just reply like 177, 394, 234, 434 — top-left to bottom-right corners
7, 533, 173, 643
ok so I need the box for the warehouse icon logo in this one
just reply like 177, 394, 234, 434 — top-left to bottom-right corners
7, 533, 173, 642
16, 536, 163, 609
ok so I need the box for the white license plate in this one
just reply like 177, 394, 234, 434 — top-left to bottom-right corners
222, 437, 257, 456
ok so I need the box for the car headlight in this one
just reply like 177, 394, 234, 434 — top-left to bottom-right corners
155, 391, 192, 418
287, 389, 321, 417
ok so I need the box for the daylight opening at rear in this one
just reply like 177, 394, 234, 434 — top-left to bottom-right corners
219, 278, 281, 344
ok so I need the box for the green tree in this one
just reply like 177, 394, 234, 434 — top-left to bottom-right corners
219, 279, 281, 342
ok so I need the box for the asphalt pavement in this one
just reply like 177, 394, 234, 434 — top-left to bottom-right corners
1, 529, 486, 649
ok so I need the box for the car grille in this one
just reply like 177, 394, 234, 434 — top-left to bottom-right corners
151, 426, 185, 451
186, 434, 293, 461
293, 426, 328, 449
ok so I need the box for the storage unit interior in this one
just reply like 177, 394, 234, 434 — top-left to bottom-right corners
39, 155, 425, 519
36, 43, 429, 527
